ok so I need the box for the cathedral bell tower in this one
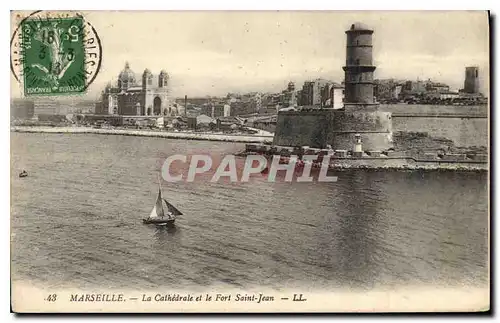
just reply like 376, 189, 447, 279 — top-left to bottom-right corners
142, 68, 153, 91
141, 69, 153, 115
159, 70, 169, 88
157, 70, 170, 115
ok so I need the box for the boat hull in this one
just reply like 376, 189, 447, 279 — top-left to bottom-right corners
142, 217, 175, 226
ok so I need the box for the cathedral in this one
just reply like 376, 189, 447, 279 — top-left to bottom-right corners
97, 62, 183, 116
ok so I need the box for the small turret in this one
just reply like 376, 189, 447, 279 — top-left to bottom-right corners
352, 134, 363, 157
142, 68, 153, 90
159, 70, 169, 88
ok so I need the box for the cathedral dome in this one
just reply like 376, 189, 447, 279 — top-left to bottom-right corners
118, 62, 136, 85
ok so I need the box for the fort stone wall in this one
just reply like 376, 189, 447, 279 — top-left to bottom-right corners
272, 111, 334, 148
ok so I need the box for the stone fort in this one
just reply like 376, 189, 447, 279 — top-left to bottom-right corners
273, 23, 393, 152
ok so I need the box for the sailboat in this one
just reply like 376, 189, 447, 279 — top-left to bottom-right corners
142, 176, 183, 226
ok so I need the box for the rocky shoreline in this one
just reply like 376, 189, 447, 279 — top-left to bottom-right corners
236, 151, 488, 172
326, 163, 487, 172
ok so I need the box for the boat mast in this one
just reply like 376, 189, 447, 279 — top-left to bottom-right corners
158, 173, 171, 219
158, 173, 162, 195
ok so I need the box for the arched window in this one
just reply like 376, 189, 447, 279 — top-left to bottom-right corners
356, 59, 360, 65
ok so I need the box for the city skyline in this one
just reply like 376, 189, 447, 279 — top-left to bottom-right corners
10, 11, 489, 99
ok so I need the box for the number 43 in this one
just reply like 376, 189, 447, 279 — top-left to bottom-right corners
46, 294, 57, 302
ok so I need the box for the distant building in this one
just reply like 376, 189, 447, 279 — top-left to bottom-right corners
439, 91, 460, 100
228, 99, 257, 116
197, 114, 215, 127
392, 85, 402, 100
37, 114, 68, 123
255, 93, 262, 111
282, 81, 298, 108
96, 62, 182, 117
260, 93, 281, 112
464, 66, 480, 94
425, 82, 450, 93
301, 81, 314, 106
216, 116, 242, 131
188, 114, 216, 130
187, 116, 197, 129
252, 115, 277, 133
223, 104, 231, 117
171, 116, 188, 129
402, 80, 426, 94
427, 91, 461, 100
11, 99, 35, 120
296, 89, 304, 106
300, 79, 331, 106
175, 97, 212, 106
156, 117, 165, 128
259, 106, 279, 115
374, 79, 408, 102
322, 83, 345, 109
11, 98, 91, 120
374, 79, 391, 101
200, 105, 212, 117
375, 78, 454, 102
202, 104, 225, 118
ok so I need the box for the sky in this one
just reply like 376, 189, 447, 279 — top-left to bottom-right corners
10, 10, 489, 99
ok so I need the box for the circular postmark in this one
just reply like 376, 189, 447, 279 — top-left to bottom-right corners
10, 10, 102, 96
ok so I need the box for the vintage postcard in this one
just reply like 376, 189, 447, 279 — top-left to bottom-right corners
10, 10, 490, 313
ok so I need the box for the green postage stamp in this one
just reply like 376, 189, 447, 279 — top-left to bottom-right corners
21, 17, 85, 95
11, 11, 102, 96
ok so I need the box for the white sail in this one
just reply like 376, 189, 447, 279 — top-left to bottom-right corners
148, 188, 164, 219
149, 205, 158, 219
146, 174, 182, 222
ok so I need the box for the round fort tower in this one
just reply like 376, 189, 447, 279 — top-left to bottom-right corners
342, 22, 377, 107
332, 22, 393, 152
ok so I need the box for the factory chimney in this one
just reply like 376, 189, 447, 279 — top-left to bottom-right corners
184, 95, 187, 117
